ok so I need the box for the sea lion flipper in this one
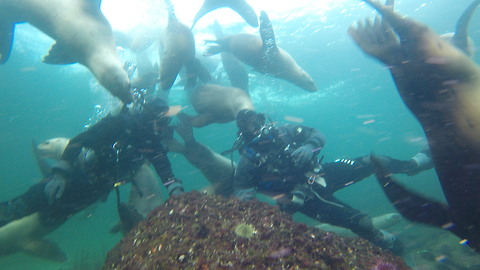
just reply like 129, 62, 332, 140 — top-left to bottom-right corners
186, 58, 212, 86
452, 0, 480, 55
91, 0, 102, 8
185, 73, 198, 90
175, 115, 195, 143
361, 0, 420, 38
203, 40, 224, 56
371, 154, 454, 228
192, 4, 212, 29
178, 111, 213, 128
385, 0, 394, 9
259, 11, 278, 56
0, 22, 15, 64
192, 0, 258, 29
22, 238, 68, 262
43, 42, 77, 64
348, 16, 401, 65
164, 0, 177, 22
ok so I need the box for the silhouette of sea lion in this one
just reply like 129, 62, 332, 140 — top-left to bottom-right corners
349, 0, 480, 252
0, 0, 132, 103
163, 121, 235, 196
183, 83, 254, 127
0, 213, 66, 261
440, 0, 480, 57
159, 0, 211, 90
211, 21, 249, 92
204, 11, 317, 92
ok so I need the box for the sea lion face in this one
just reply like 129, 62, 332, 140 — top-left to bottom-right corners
37, 138, 70, 159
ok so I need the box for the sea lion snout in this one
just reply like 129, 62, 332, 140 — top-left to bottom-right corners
102, 67, 133, 104
37, 138, 70, 159
296, 72, 317, 92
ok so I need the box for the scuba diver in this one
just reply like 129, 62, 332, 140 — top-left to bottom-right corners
0, 96, 184, 231
233, 109, 430, 254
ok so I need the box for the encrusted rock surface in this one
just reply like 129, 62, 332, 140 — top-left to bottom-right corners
103, 191, 410, 270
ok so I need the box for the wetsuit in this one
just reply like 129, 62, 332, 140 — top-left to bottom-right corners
234, 124, 411, 249
0, 107, 177, 228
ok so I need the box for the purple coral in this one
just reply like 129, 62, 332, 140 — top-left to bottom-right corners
269, 247, 292, 259
371, 260, 398, 270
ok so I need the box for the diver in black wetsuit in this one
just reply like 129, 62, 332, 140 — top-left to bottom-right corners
233, 109, 429, 254
0, 96, 183, 229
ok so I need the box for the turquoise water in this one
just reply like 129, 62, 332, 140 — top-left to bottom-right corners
1, 0, 480, 269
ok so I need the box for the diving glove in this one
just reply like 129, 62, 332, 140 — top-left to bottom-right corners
166, 178, 184, 196
45, 173, 67, 204
291, 144, 316, 167
277, 189, 306, 213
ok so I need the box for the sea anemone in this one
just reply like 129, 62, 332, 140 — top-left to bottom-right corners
234, 223, 257, 239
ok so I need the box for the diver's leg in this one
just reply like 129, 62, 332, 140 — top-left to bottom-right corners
322, 155, 417, 193
321, 157, 375, 192
403, 147, 433, 175
299, 193, 403, 253
360, 155, 417, 174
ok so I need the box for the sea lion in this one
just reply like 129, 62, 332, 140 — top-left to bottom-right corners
204, 11, 317, 92
33, 137, 70, 177
35, 137, 69, 160
440, 0, 480, 57
127, 163, 163, 218
316, 213, 403, 237
163, 120, 235, 196
159, 0, 211, 90
212, 20, 249, 92
349, 0, 480, 252
0, 0, 132, 103
131, 51, 160, 94
192, 0, 258, 29
0, 213, 66, 261
183, 83, 254, 127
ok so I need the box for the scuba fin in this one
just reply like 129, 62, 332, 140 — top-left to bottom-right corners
371, 153, 454, 227
112, 185, 144, 235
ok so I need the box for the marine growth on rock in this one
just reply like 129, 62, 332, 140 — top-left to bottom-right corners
103, 191, 411, 270
234, 223, 257, 239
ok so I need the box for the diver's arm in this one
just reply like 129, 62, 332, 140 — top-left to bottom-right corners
233, 157, 258, 200
149, 143, 184, 196
284, 124, 326, 153
298, 125, 326, 151
284, 124, 326, 167
150, 150, 175, 182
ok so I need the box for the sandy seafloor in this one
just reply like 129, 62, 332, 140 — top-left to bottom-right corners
1, 0, 480, 269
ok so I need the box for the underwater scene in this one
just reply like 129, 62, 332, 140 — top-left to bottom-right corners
1, 0, 480, 269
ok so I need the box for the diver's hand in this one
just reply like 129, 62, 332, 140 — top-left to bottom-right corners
45, 174, 67, 204
291, 144, 316, 167
277, 190, 306, 214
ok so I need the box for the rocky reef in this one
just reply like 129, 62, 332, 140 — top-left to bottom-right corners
103, 191, 410, 270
